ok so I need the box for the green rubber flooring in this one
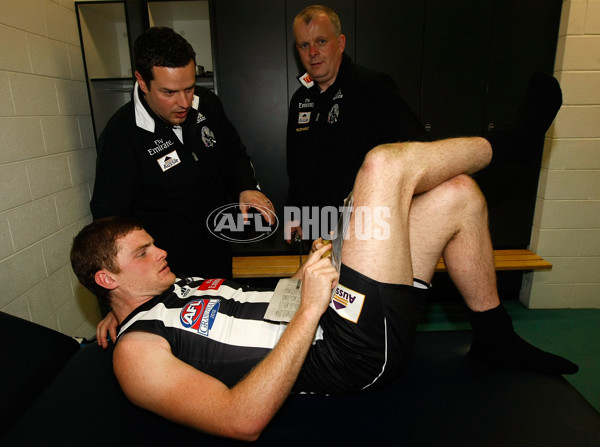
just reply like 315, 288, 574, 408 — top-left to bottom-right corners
418, 300, 600, 412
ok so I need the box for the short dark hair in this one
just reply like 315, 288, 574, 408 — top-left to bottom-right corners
134, 27, 196, 87
70, 216, 144, 304
294, 5, 342, 37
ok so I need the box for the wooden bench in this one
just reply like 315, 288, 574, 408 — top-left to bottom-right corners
232, 249, 551, 279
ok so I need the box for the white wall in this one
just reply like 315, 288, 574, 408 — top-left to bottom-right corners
522, 0, 600, 308
0, 0, 101, 337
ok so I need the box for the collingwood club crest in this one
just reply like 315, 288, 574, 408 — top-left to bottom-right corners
328, 103, 340, 124
201, 126, 216, 148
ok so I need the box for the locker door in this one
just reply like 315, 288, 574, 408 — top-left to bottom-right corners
212, 0, 289, 216
355, 0, 425, 119
477, 0, 563, 248
420, 0, 494, 140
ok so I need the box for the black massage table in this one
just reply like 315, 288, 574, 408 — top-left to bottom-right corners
1, 311, 599, 446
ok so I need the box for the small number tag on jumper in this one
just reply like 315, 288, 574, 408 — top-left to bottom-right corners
264, 279, 302, 322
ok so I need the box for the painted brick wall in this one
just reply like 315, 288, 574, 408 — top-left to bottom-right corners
522, 0, 600, 308
0, 0, 101, 337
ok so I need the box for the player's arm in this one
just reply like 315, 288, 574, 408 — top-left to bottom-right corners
114, 245, 336, 441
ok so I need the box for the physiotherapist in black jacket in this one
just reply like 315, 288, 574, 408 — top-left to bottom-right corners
91, 27, 274, 283
286, 5, 429, 241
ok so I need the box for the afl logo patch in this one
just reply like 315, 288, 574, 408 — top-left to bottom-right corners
180, 298, 221, 336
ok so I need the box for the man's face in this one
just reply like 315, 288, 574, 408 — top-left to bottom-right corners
294, 13, 346, 91
136, 60, 196, 126
110, 229, 176, 298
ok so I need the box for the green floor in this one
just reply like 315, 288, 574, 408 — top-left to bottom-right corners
417, 300, 600, 412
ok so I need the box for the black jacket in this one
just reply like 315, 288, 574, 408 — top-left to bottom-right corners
286, 54, 429, 210
91, 84, 260, 276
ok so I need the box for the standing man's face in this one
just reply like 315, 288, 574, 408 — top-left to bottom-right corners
135, 60, 196, 126
294, 13, 346, 91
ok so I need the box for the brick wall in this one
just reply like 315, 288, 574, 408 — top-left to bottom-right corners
0, 0, 100, 337
522, 0, 600, 308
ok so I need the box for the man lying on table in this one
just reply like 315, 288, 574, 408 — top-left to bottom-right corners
71, 74, 577, 441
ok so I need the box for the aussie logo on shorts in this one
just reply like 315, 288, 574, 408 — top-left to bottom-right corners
180, 298, 220, 336
330, 283, 365, 323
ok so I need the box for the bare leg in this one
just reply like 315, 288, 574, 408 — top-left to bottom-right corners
341, 137, 491, 284
406, 175, 578, 375
340, 137, 577, 375
409, 174, 499, 311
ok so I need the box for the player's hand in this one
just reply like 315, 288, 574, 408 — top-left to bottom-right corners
239, 190, 275, 225
291, 237, 333, 280
307, 237, 332, 260
96, 310, 118, 349
299, 244, 338, 317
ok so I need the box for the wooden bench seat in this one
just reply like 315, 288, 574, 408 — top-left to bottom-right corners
232, 249, 551, 279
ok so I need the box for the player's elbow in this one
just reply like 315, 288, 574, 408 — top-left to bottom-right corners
234, 431, 261, 443
226, 409, 277, 442
226, 420, 265, 442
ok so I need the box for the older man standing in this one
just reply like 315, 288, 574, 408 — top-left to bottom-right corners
286, 5, 429, 240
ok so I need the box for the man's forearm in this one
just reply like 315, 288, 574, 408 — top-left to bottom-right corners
226, 249, 336, 439
226, 305, 321, 440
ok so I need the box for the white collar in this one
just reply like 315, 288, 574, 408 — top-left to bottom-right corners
133, 82, 200, 133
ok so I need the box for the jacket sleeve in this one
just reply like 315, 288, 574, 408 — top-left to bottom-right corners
90, 113, 141, 219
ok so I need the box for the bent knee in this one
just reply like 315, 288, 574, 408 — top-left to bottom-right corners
438, 174, 488, 215
362, 144, 398, 171
360, 143, 417, 178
